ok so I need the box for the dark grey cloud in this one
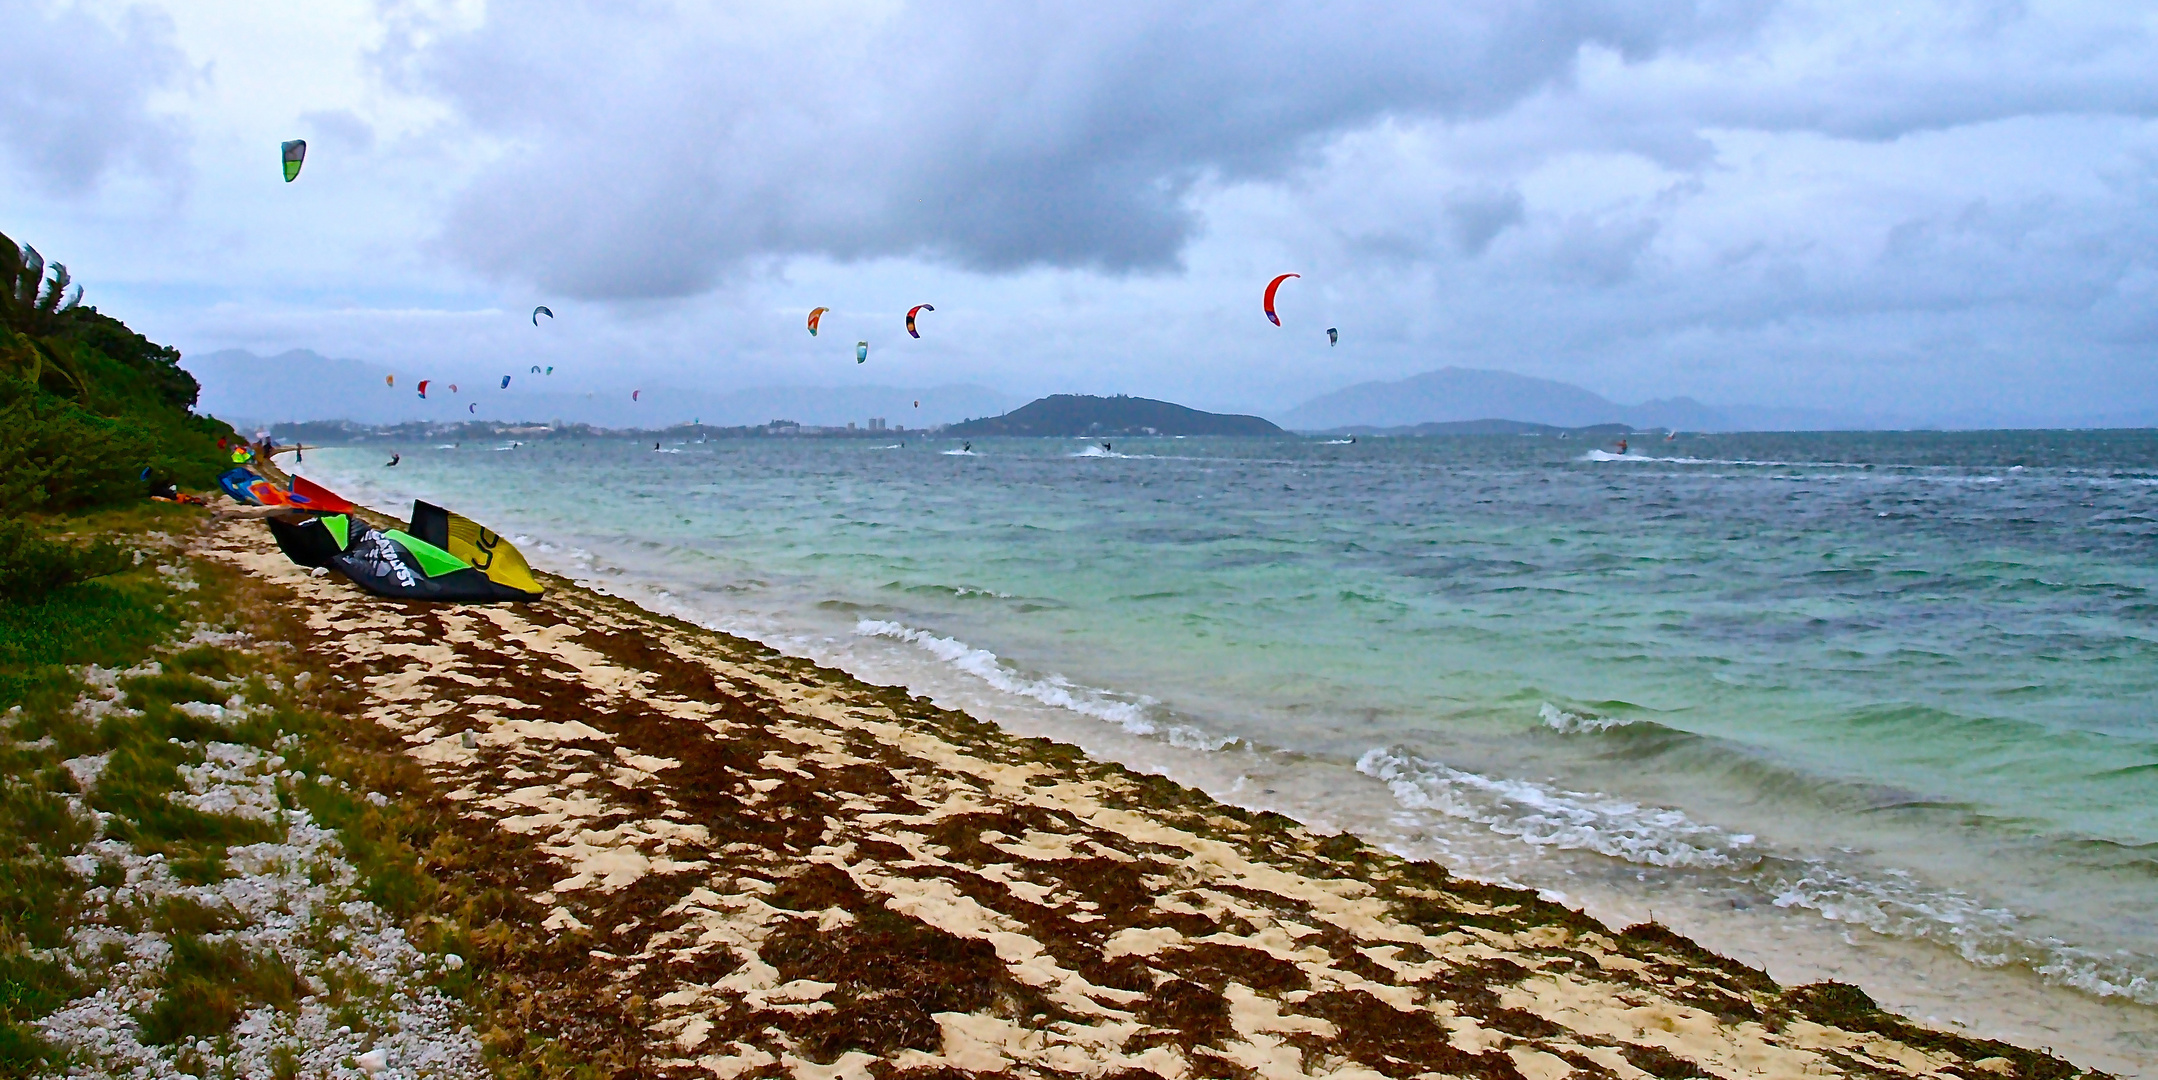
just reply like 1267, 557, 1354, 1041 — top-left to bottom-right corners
0, 0, 186, 195
384, 0, 1771, 298
1445, 185, 1527, 255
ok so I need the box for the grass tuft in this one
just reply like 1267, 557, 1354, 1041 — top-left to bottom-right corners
136, 933, 303, 1045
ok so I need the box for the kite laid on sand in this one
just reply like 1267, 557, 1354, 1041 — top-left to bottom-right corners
268, 496, 544, 603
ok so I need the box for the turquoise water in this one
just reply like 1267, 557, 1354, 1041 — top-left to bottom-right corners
297, 431, 2158, 1037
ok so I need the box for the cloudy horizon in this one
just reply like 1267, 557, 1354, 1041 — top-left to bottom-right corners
5, 0, 2156, 427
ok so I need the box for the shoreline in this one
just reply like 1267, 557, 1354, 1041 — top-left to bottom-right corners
195, 503, 2113, 1079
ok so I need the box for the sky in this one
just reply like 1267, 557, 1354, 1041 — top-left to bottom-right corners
4, 0, 2157, 426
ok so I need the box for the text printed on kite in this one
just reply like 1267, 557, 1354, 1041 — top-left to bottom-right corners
532, 306, 553, 326
808, 307, 829, 337
906, 304, 934, 339
281, 140, 306, 182
1263, 274, 1299, 326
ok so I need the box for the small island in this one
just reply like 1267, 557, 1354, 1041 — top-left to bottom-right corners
945, 393, 1284, 437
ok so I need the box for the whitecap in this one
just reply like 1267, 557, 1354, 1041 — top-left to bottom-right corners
1355, 746, 1755, 868
854, 619, 1234, 750
1538, 702, 1639, 734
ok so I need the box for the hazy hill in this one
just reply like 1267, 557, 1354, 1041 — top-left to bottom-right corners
183, 349, 1016, 429
1328, 419, 1636, 437
945, 394, 1284, 437
1281, 367, 1877, 432
1282, 368, 1636, 430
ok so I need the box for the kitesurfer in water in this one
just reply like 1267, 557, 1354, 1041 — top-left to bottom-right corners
386, 453, 401, 467
962, 442, 972, 453
1102, 442, 1112, 453
1617, 438, 1628, 455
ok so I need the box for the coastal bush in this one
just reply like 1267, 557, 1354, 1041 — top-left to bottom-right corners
0, 376, 162, 514
0, 517, 131, 603
2, 231, 231, 510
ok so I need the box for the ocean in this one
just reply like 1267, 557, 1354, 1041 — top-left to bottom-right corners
292, 429, 2158, 1070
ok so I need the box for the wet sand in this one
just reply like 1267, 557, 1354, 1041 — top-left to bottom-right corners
198, 508, 2108, 1080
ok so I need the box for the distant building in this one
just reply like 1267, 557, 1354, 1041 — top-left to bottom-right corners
868, 418, 886, 431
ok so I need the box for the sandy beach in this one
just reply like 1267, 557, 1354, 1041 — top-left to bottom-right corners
190, 504, 2110, 1080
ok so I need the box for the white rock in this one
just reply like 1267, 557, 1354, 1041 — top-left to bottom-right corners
441, 954, 464, 971
357, 1048, 388, 1074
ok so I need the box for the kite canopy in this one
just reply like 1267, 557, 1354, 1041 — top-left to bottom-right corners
530, 365, 542, 373
533, 306, 553, 325
281, 140, 306, 182
906, 304, 934, 338
1263, 274, 1298, 326
271, 500, 543, 603
468, 403, 477, 413
500, 375, 512, 389
386, 374, 395, 387
808, 307, 829, 336
417, 380, 430, 398
267, 512, 349, 568
1327, 327, 1339, 346
632, 389, 641, 401
218, 468, 294, 507
856, 340, 869, 364
289, 475, 356, 513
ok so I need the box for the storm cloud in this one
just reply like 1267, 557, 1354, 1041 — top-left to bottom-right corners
5, 0, 2158, 426
394, 0, 1772, 297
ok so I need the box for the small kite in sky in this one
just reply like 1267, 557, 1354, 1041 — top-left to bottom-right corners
906, 304, 934, 338
808, 307, 829, 336
533, 306, 553, 326
281, 140, 306, 182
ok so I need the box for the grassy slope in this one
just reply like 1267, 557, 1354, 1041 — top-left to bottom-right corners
0, 511, 501, 1077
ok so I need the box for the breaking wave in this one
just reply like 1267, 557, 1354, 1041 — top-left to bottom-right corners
853, 619, 1235, 751
1356, 746, 2158, 1004
1356, 747, 1756, 868
1538, 702, 1643, 734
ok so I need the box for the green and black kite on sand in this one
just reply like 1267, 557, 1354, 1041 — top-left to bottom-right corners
267, 481, 542, 603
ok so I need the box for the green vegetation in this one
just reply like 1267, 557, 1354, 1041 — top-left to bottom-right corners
2, 230, 231, 518
0, 517, 131, 602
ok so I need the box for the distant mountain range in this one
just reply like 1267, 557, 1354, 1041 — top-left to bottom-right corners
183, 349, 1017, 429
946, 394, 1281, 437
1280, 368, 1860, 433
